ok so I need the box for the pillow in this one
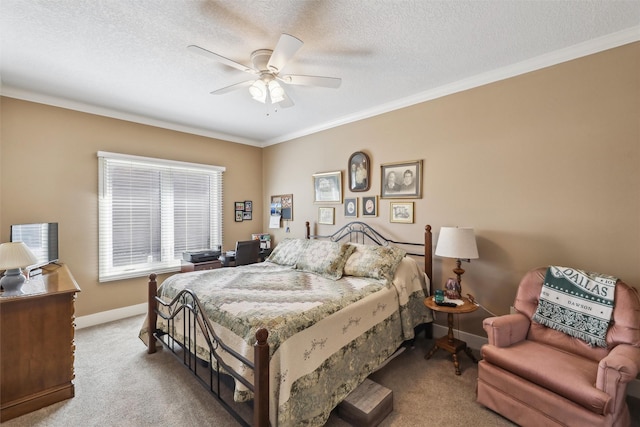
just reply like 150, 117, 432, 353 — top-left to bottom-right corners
343, 243, 406, 281
294, 240, 355, 280
266, 238, 307, 266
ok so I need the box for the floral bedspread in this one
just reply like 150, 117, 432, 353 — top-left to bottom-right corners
140, 257, 431, 426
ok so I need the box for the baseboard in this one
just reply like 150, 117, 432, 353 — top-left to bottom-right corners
431, 324, 640, 399
75, 303, 147, 329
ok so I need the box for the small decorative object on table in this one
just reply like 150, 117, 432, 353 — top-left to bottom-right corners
444, 277, 461, 299
434, 289, 444, 304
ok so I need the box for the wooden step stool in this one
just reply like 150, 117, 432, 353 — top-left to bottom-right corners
337, 378, 393, 427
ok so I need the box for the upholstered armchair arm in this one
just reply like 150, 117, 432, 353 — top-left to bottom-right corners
597, 344, 640, 394
483, 313, 530, 348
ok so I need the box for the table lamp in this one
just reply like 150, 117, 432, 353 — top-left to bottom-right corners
0, 242, 39, 296
435, 227, 479, 298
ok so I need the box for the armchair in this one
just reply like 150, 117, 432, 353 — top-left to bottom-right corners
477, 267, 640, 427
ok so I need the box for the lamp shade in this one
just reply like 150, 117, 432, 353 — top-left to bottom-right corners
0, 242, 39, 270
435, 227, 479, 260
268, 80, 285, 103
249, 80, 267, 103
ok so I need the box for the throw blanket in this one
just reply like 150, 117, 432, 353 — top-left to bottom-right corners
532, 266, 617, 347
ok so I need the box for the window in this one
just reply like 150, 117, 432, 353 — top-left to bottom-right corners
98, 152, 224, 282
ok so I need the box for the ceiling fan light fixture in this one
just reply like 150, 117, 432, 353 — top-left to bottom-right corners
268, 80, 285, 103
249, 80, 267, 103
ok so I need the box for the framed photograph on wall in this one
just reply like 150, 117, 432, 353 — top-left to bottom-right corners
243, 211, 252, 220
244, 201, 253, 212
362, 196, 378, 217
313, 171, 342, 203
390, 202, 414, 223
348, 151, 370, 192
235, 210, 244, 222
380, 160, 423, 198
319, 207, 335, 225
270, 195, 282, 216
344, 197, 358, 217
235, 201, 246, 211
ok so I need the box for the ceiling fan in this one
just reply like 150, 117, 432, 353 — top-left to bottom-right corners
188, 34, 341, 108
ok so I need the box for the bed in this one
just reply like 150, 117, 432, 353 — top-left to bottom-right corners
140, 221, 434, 426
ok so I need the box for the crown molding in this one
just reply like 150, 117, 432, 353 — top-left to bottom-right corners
3, 26, 638, 148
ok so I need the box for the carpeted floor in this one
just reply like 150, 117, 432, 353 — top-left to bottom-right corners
2, 315, 638, 426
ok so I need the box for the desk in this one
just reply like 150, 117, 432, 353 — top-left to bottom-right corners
424, 296, 478, 375
220, 249, 273, 267
0, 264, 81, 421
181, 259, 222, 272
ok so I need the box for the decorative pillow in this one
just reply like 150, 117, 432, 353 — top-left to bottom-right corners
294, 240, 355, 280
266, 238, 307, 266
343, 243, 407, 281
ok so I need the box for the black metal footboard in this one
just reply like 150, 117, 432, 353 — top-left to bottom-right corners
147, 274, 269, 427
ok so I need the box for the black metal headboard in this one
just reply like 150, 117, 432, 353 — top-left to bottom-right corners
304, 221, 433, 283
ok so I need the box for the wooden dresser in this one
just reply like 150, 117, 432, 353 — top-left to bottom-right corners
0, 264, 81, 422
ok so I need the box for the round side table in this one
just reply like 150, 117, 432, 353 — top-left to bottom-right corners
424, 296, 479, 375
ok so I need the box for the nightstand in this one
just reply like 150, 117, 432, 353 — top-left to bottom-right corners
424, 295, 478, 375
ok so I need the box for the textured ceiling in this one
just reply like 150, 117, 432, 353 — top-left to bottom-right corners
1, 1, 639, 146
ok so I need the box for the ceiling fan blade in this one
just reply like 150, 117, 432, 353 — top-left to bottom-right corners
267, 34, 303, 73
279, 74, 342, 88
188, 45, 257, 74
210, 79, 255, 95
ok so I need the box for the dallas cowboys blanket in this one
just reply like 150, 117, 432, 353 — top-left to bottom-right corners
532, 266, 617, 347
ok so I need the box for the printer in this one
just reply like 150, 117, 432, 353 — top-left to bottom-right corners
182, 249, 221, 263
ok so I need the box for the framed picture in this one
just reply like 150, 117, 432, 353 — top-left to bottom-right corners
444, 277, 461, 299
318, 207, 335, 225
270, 195, 282, 216
344, 197, 358, 217
235, 210, 243, 222
380, 160, 423, 198
362, 196, 377, 217
243, 211, 252, 220
390, 202, 414, 223
313, 171, 342, 203
244, 200, 253, 212
348, 151, 370, 192
235, 201, 245, 211
280, 194, 293, 220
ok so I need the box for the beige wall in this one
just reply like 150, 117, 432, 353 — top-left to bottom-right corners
263, 42, 640, 335
1, 43, 638, 337
0, 99, 264, 316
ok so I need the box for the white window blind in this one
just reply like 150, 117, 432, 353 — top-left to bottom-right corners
98, 151, 224, 282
